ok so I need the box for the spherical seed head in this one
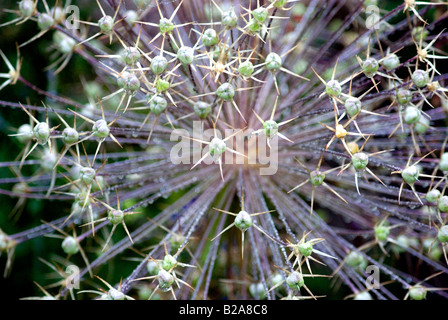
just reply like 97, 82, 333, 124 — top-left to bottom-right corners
286, 271, 304, 289
38, 13, 54, 30
409, 285, 426, 300
177, 46, 194, 65
265, 52, 282, 71
438, 196, 448, 213
92, 119, 109, 139
439, 153, 448, 172
382, 53, 400, 71
335, 124, 347, 138
146, 261, 159, 275
98, 15, 114, 33
222, 8, 237, 28
253, 7, 268, 23
396, 88, 413, 105
193, 101, 212, 119
150, 56, 168, 75
249, 282, 266, 300
374, 225, 389, 242
346, 251, 367, 269
414, 116, 430, 134
401, 165, 419, 185
412, 69, 429, 88
202, 28, 218, 46
354, 292, 373, 300
61, 236, 79, 255
352, 152, 369, 170
425, 189, 441, 204
108, 288, 125, 300
121, 47, 141, 66
17, 123, 33, 144
209, 137, 226, 159
345, 97, 362, 118
19, 0, 35, 17
310, 170, 325, 186
263, 120, 278, 138
159, 17, 174, 34
437, 225, 448, 243
362, 57, 379, 77
157, 269, 174, 292
108, 209, 124, 225
298, 241, 313, 257
325, 79, 342, 97
33, 122, 50, 145
162, 254, 177, 271
62, 127, 79, 145
216, 83, 235, 101
238, 61, 254, 77
156, 78, 170, 93
403, 106, 421, 124
235, 210, 253, 232
149, 95, 168, 115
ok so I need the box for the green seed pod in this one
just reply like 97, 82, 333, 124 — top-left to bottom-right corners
354, 292, 373, 300
80, 167, 95, 185
414, 116, 430, 134
286, 271, 304, 289
216, 83, 235, 101
162, 254, 177, 271
33, 122, 50, 145
177, 46, 194, 65
381, 53, 400, 71
202, 28, 218, 46
234, 210, 253, 232
247, 18, 262, 33
270, 272, 283, 287
62, 127, 79, 145
209, 137, 226, 158
149, 95, 168, 115
118, 72, 140, 93
310, 170, 325, 186
253, 7, 268, 23
396, 88, 413, 105
439, 153, 448, 172
156, 78, 170, 93
345, 97, 362, 118
108, 209, 124, 225
412, 69, 429, 88
362, 57, 379, 77
159, 17, 174, 34
157, 269, 174, 292
98, 15, 114, 33
374, 225, 389, 242
193, 101, 212, 119
249, 283, 266, 300
51, 6, 65, 24
61, 236, 79, 255
345, 251, 367, 270
409, 285, 427, 300
75, 187, 91, 206
265, 52, 282, 71
271, 0, 287, 8
147, 260, 159, 275
425, 189, 441, 204
19, 0, 35, 18
40, 148, 57, 171
403, 106, 421, 124
121, 47, 141, 66
351, 152, 369, 170
108, 288, 125, 300
325, 79, 342, 97
401, 165, 419, 185
38, 13, 54, 30
92, 119, 109, 139
412, 26, 428, 42
151, 56, 168, 75
298, 241, 313, 257
222, 8, 237, 28
263, 120, 278, 138
124, 10, 138, 26
437, 225, 448, 243
238, 61, 254, 77
53, 31, 76, 54
437, 196, 448, 213
16, 124, 33, 144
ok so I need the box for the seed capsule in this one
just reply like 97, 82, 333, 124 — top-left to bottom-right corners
221, 8, 237, 28
351, 152, 369, 170
310, 170, 325, 186
238, 61, 254, 77
437, 196, 448, 213
121, 47, 141, 66
346, 251, 367, 270
234, 210, 253, 232
193, 101, 212, 119
396, 88, 413, 105
286, 271, 304, 289
253, 7, 268, 23
403, 106, 421, 125
325, 79, 342, 97
265, 52, 282, 71
19, 0, 35, 18
411, 69, 429, 88
209, 137, 226, 159
216, 83, 235, 101
108, 209, 124, 225
159, 17, 174, 34
62, 127, 79, 145
92, 119, 109, 139
157, 269, 174, 292
437, 225, 448, 243
401, 165, 419, 184
98, 15, 114, 33
381, 53, 400, 70
425, 189, 440, 204
362, 57, 379, 77
149, 95, 168, 115
162, 254, 177, 271
156, 78, 170, 93
33, 122, 50, 145
409, 285, 427, 300
38, 13, 54, 30
150, 56, 168, 75
263, 120, 278, 138
345, 97, 362, 118
439, 153, 448, 172
298, 241, 313, 257
61, 236, 79, 255
202, 28, 218, 46
374, 225, 389, 242
177, 46, 194, 65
